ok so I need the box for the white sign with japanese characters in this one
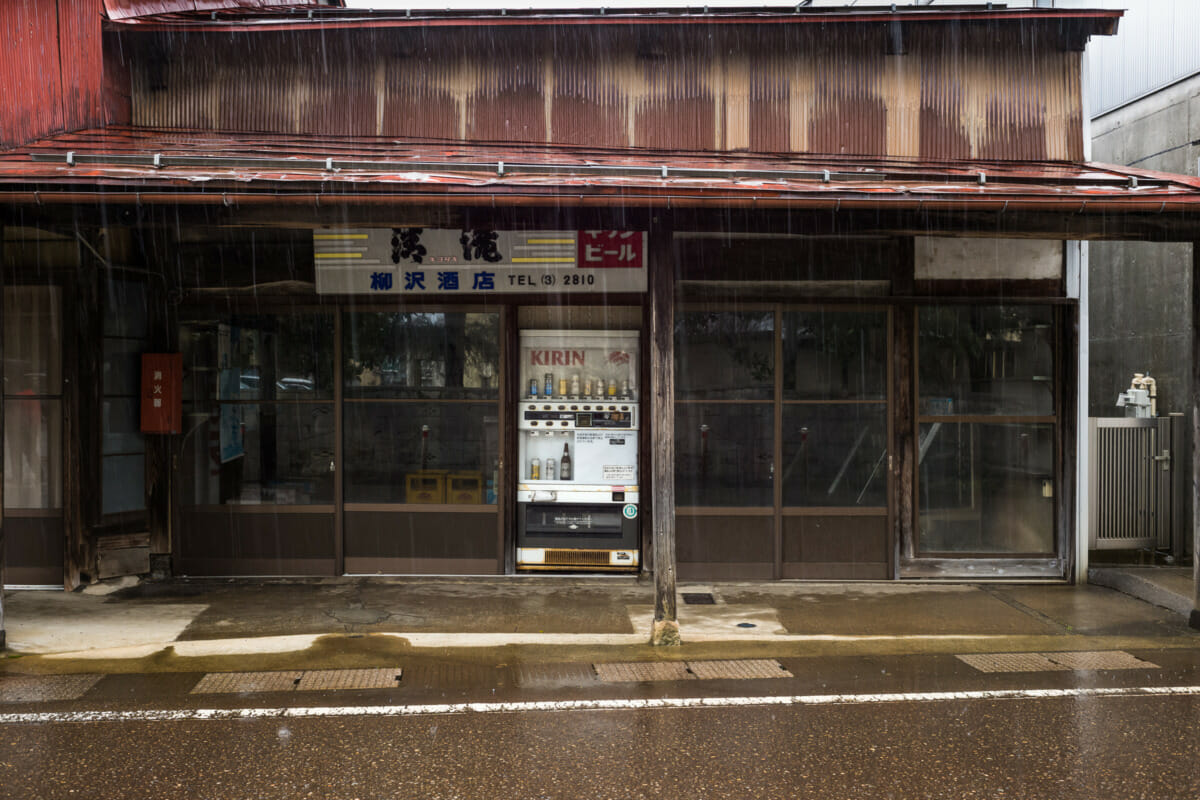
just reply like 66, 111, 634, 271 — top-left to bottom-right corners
314, 228, 647, 295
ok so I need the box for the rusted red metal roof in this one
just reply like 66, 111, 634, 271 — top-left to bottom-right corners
103, 5, 1121, 35
103, 1, 340, 22
1, 126, 1197, 214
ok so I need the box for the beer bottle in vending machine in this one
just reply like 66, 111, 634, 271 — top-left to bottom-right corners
560, 443, 572, 481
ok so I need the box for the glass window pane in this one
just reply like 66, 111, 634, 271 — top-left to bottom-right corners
4, 398, 62, 509
103, 340, 143, 397
675, 403, 773, 507
918, 422, 1055, 554
676, 311, 774, 400
102, 398, 145, 455
4, 286, 62, 395
103, 453, 145, 513
782, 311, 887, 401
344, 312, 500, 400
781, 404, 887, 507
918, 306, 1055, 416
103, 281, 147, 338
180, 314, 335, 401
180, 404, 335, 505
343, 402, 499, 504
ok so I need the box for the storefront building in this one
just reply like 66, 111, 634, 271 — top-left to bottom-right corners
3, 3, 1200, 607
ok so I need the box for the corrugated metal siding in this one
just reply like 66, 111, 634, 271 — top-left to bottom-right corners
0, 0, 103, 150
1079, 0, 1200, 116
124, 23, 1085, 160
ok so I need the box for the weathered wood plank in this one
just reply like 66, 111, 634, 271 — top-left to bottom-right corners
649, 220, 679, 646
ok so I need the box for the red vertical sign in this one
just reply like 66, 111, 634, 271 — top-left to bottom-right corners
141, 353, 182, 434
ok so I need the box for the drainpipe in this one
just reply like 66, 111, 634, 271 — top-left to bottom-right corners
1192, 242, 1200, 629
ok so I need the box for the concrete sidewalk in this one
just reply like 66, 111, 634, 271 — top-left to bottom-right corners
1088, 566, 1195, 618
3, 575, 1198, 673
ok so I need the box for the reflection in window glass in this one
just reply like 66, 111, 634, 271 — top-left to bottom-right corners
180, 314, 335, 403
344, 312, 499, 400
103, 454, 145, 514
676, 311, 774, 400
181, 404, 335, 505
4, 399, 62, 509
782, 311, 887, 401
918, 422, 1055, 554
675, 403, 773, 506
4, 287, 62, 395
781, 405, 887, 507
343, 403, 498, 504
918, 306, 1054, 416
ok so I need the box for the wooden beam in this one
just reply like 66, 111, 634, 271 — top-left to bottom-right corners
649, 219, 680, 646
1192, 241, 1200, 629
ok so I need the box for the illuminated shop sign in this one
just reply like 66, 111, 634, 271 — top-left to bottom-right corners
313, 228, 647, 295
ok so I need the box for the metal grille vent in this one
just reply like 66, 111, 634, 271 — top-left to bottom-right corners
545, 549, 611, 566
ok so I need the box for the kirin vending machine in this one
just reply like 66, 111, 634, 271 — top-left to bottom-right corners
516, 330, 640, 572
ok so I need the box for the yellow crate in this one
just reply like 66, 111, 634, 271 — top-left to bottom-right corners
405, 471, 446, 504
446, 471, 483, 504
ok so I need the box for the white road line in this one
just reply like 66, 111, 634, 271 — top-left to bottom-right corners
3, 685, 1200, 725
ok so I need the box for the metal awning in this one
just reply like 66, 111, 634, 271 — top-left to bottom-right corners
101, 5, 1121, 38
3, 127, 1199, 218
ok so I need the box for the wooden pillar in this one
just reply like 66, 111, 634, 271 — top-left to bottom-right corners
893, 240, 916, 571
0, 231, 6, 649
649, 219, 679, 646
1192, 242, 1200, 629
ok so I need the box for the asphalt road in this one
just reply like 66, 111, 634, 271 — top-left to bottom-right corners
3, 673, 1200, 799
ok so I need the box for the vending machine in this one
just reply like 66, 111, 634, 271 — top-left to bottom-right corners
516, 330, 640, 572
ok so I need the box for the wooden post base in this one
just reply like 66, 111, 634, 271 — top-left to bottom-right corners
650, 619, 681, 647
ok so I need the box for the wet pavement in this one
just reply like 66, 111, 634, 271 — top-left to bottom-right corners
3, 578, 1200, 797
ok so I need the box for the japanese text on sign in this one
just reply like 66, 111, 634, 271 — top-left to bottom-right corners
314, 229, 647, 295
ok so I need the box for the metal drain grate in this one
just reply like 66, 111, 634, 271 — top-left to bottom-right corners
1043, 651, 1160, 671
193, 668, 407, 694
681, 593, 716, 605
957, 650, 1160, 674
687, 659, 792, 680
402, 663, 503, 690
515, 663, 599, 688
593, 659, 794, 683
296, 668, 402, 691
594, 661, 695, 682
956, 653, 1070, 673
0, 674, 102, 703
191, 671, 304, 694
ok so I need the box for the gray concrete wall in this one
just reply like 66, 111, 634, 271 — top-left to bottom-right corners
1088, 73, 1199, 558
1089, 73, 1200, 419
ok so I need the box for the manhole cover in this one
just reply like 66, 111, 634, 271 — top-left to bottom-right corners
0, 674, 102, 703
687, 659, 793, 680
515, 663, 598, 688
956, 653, 1070, 673
329, 608, 390, 625
1044, 651, 1159, 671
682, 593, 716, 605
594, 661, 694, 682
296, 668, 402, 691
191, 671, 304, 694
